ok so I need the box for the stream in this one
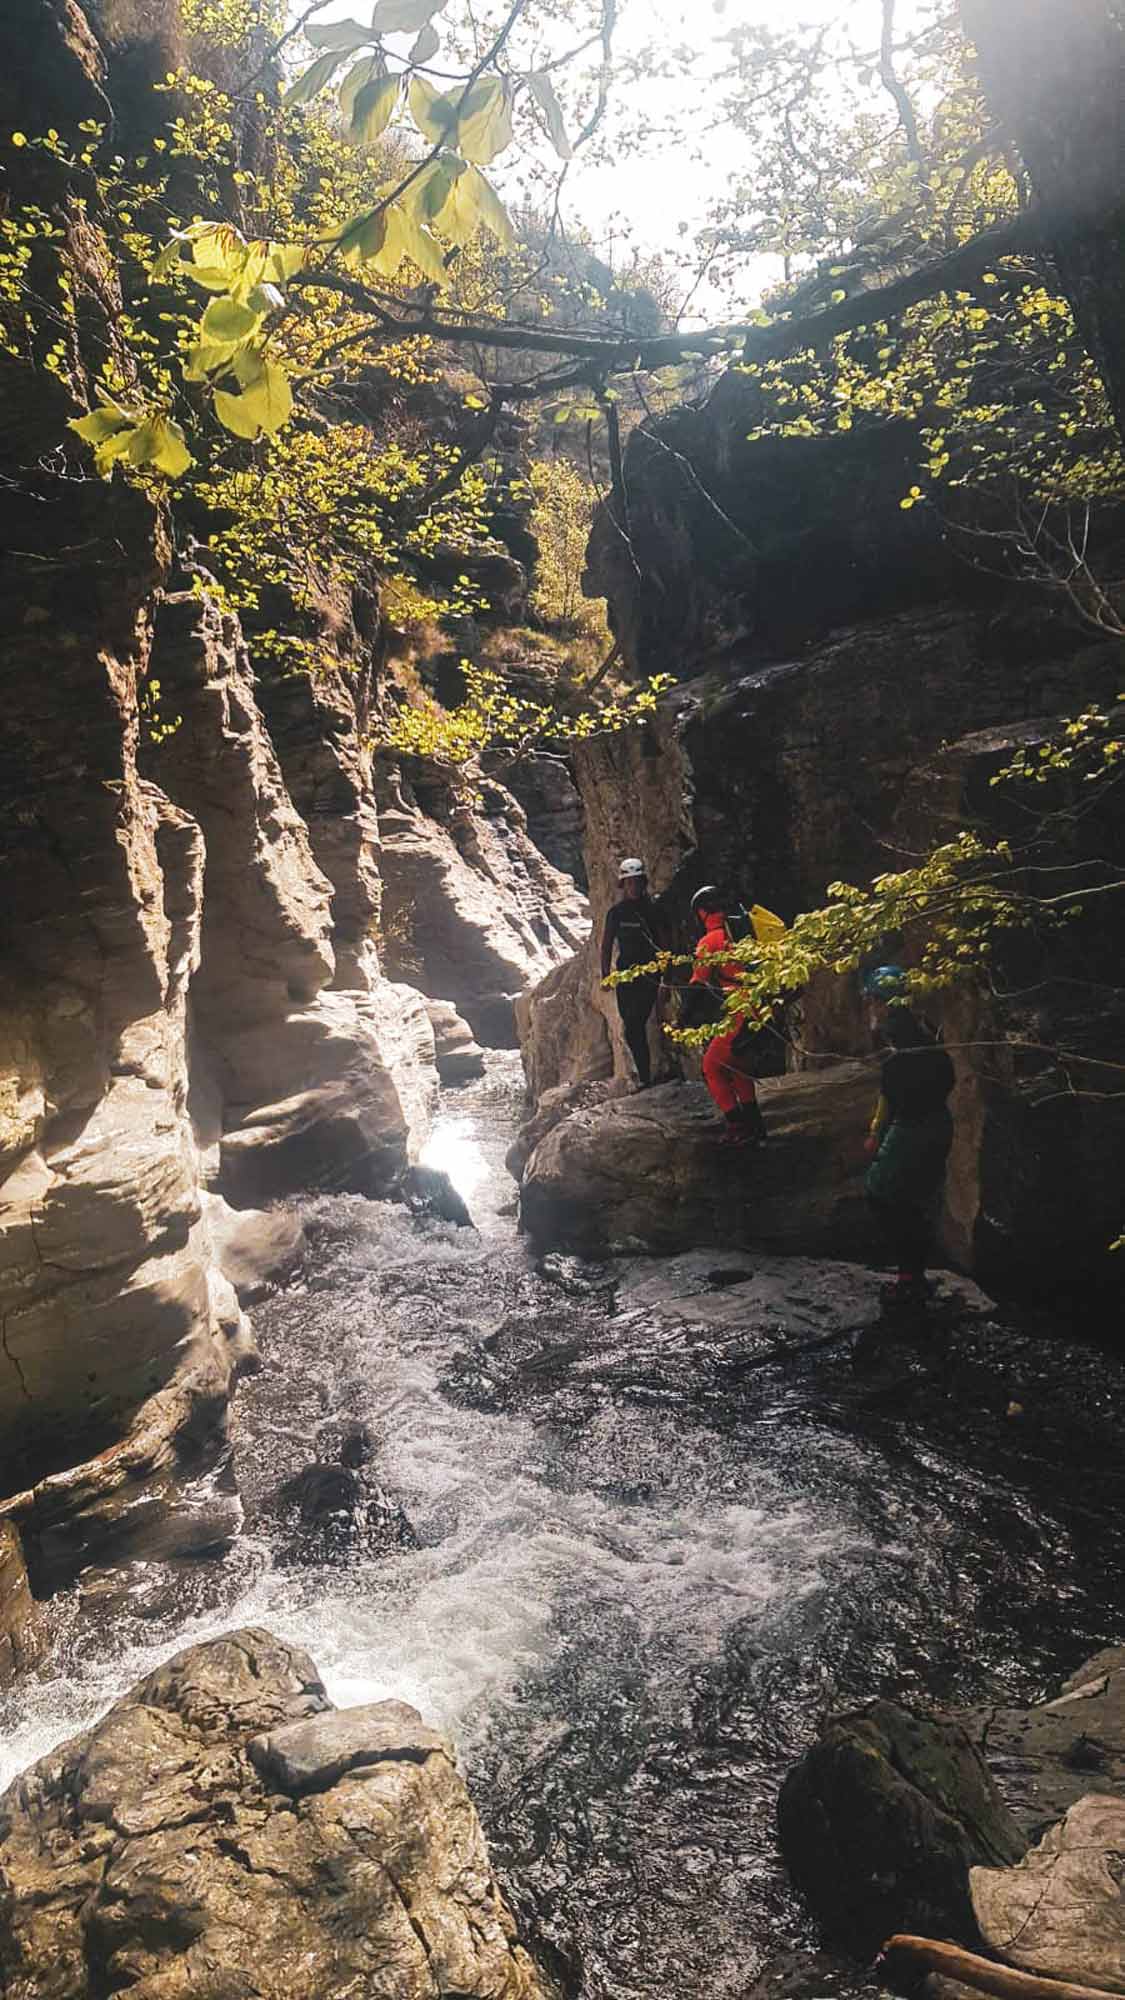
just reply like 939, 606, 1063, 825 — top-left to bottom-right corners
2, 1053, 1124, 1999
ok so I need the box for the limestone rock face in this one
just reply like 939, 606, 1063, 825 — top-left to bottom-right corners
519, 1069, 877, 1258
423, 997, 487, 1083
776, 1700, 1026, 1956
971, 1793, 1125, 1994
499, 751, 586, 884
145, 593, 437, 1195
379, 770, 589, 1047
0, 1627, 554, 2000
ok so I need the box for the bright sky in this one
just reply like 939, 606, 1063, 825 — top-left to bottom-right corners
564, 0, 886, 304
291, 0, 918, 319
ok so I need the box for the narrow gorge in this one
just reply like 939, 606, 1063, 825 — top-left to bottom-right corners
2, 2, 1124, 1997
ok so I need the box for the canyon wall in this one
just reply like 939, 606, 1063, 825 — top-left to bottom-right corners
518, 374, 1125, 1293
0, 0, 581, 1586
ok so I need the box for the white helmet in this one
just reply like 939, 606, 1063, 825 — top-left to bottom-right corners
618, 857, 646, 880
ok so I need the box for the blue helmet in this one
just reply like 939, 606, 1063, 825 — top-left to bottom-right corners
862, 963, 908, 1000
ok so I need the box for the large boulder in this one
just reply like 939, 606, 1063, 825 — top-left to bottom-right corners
0, 1627, 554, 2000
519, 1067, 878, 1258
217, 986, 437, 1205
776, 1700, 1026, 1956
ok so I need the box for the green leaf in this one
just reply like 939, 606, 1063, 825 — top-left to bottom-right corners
528, 70, 571, 159
213, 386, 263, 439
340, 53, 383, 123
350, 69, 400, 142
263, 241, 306, 283
200, 295, 262, 344
384, 202, 446, 280
449, 162, 513, 247
69, 404, 133, 445
454, 76, 513, 165
409, 21, 439, 62
240, 358, 293, 433
142, 415, 193, 476
286, 49, 347, 105
335, 206, 389, 269
372, 0, 444, 31
409, 151, 462, 223
184, 339, 245, 381
305, 17, 374, 49
150, 237, 187, 283
408, 75, 458, 144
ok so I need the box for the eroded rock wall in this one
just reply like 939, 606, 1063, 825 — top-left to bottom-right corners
379, 762, 589, 1047
520, 370, 1125, 1291
0, 0, 437, 1570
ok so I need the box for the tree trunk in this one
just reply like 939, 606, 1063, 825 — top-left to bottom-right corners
960, 0, 1125, 446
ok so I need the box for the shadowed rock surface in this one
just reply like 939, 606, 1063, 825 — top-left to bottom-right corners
0, 1627, 554, 2000
961, 1646, 1125, 1840
777, 1701, 1026, 1955
0, 1526, 47, 1690
519, 1069, 877, 1258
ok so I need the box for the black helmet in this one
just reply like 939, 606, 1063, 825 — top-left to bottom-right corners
691, 884, 723, 914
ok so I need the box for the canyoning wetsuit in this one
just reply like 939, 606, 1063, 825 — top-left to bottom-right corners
602, 895, 663, 1086
691, 905, 784, 1116
865, 1026, 956, 1280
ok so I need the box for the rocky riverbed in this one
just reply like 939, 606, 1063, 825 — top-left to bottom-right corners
2, 1058, 1123, 1999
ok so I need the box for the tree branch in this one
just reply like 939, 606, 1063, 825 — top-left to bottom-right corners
879, 0, 925, 166
296, 209, 1042, 385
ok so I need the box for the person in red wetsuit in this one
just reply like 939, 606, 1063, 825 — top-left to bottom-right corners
690, 885, 784, 1144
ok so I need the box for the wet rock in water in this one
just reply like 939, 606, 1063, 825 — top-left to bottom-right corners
423, 997, 487, 1083
273, 1452, 417, 1564
777, 1699, 1026, 1955
204, 1192, 306, 1303
0, 1524, 47, 1688
0, 1627, 552, 2000
970, 1792, 1125, 1993
400, 1161, 474, 1228
961, 1645, 1125, 1840
520, 1069, 878, 1258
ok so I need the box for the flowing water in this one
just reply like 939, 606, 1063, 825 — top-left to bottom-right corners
2, 1054, 1124, 1998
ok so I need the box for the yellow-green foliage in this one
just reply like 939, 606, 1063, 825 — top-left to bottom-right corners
377, 659, 673, 769
527, 458, 606, 639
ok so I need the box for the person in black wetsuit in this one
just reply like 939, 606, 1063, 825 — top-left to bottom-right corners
601, 857, 663, 1087
862, 964, 956, 1301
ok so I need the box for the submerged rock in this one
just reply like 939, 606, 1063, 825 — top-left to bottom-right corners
519, 1067, 878, 1258
777, 1700, 1026, 1955
400, 1161, 475, 1229
0, 1626, 554, 2000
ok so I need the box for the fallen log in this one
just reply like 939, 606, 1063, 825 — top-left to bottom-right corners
879, 1935, 1125, 2000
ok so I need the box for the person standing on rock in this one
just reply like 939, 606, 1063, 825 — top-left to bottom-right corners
601, 858, 664, 1088
690, 885, 785, 1145
862, 965, 955, 1303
